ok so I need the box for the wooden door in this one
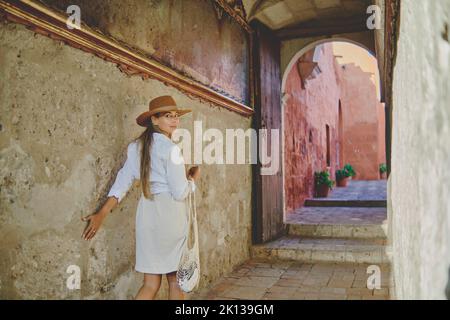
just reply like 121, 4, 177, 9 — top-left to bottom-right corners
251, 21, 286, 244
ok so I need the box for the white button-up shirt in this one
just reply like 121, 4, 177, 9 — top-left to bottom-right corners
107, 132, 195, 203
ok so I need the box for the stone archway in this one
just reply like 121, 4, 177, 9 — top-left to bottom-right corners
280, 39, 384, 218
281, 37, 376, 91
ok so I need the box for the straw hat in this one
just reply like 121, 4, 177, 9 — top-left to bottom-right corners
136, 95, 191, 127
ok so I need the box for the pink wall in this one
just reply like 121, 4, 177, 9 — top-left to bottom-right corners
283, 44, 386, 213
377, 102, 387, 176
339, 63, 386, 180
284, 44, 341, 213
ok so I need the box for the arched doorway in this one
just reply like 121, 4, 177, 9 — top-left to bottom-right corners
281, 40, 385, 218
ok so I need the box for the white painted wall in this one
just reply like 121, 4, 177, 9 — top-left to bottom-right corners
390, 0, 450, 300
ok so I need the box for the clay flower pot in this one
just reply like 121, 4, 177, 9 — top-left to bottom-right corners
336, 177, 349, 187
380, 172, 387, 180
315, 184, 330, 198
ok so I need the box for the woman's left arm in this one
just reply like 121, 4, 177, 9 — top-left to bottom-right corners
166, 145, 196, 201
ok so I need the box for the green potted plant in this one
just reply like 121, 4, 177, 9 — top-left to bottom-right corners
343, 163, 356, 180
379, 163, 387, 179
336, 169, 349, 187
314, 170, 334, 198
336, 164, 356, 187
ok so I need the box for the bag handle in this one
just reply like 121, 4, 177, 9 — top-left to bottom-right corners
184, 187, 198, 251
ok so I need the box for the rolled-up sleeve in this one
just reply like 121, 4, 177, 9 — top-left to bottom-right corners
107, 142, 139, 204
166, 144, 196, 201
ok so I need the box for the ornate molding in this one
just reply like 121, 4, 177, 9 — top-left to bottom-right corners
0, 0, 254, 117
212, 0, 252, 34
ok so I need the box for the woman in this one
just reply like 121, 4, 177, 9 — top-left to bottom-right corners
81, 95, 200, 300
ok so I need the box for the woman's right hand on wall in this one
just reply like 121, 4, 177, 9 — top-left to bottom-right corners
81, 197, 117, 240
81, 211, 106, 241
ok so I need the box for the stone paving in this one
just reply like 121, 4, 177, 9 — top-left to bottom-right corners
322, 180, 387, 201
190, 259, 392, 300
189, 181, 392, 300
288, 180, 387, 225
286, 206, 387, 225
251, 236, 389, 264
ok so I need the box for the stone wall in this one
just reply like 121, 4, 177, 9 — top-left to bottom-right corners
0, 21, 252, 299
389, 0, 450, 300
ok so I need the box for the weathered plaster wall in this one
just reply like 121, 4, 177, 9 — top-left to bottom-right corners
283, 44, 340, 213
0, 21, 252, 299
41, 0, 250, 104
390, 0, 450, 300
339, 63, 385, 180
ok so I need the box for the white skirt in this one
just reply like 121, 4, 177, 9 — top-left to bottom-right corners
135, 192, 188, 274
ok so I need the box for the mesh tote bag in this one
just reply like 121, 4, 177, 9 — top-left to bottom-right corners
176, 188, 200, 292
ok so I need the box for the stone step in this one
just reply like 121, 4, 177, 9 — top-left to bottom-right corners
251, 236, 390, 264
286, 206, 388, 239
287, 222, 387, 239
304, 199, 387, 207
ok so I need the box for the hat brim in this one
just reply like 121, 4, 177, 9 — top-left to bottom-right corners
136, 107, 192, 127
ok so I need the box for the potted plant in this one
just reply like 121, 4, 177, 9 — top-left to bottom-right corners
336, 164, 356, 187
314, 170, 334, 198
379, 163, 387, 179
336, 169, 349, 187
343, 163, 356, 180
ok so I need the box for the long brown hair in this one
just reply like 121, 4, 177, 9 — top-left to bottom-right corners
135, 113, 166, 200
